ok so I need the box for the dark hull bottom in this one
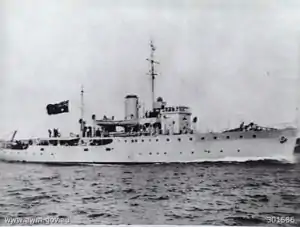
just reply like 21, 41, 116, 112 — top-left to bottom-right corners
0, 158, 294, 166
0, 159, 185, 165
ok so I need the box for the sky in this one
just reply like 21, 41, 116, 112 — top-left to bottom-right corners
1, 0, 300, 139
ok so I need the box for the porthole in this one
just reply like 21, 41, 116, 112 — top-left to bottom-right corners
139, 153, 142, 155
164, 152, 167, 155
166, 138, 170, 141
178, 138, 181, 141
220, 150, 223, 152
237, 149, 240, 152
201, 137, 205, 140
214, 136, 217, 140
156, 139, 159, 142
125, 140, 127, 143
240, 135, 243, 138
149, 152, 152, 155
84, 148, 89, 151
191, 151, 194, 154
226, 136, 230, 139
149, 139, 151, 142
17, 152, 20, 154
189, 138, 193, 141
40, 153, 43, 155
180, 152, 182, 154
131, 140, 134, 143
40, 148, 44, 151
157, 152, 159, 155
253, 135, 256, 138
51, 153, 54, 155
142, 139, 144, 142
135, 139, 138, 142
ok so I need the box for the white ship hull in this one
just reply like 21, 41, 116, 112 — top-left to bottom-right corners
0, 128, 297, 164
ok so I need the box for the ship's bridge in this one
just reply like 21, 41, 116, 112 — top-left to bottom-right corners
160, 105, 192, 134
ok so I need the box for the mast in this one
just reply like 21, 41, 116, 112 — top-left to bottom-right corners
146, 40, 159, 110
11, 130, 17, 142
80, 85, 84, 138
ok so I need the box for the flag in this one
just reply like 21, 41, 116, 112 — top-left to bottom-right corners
46, 100, 69, 115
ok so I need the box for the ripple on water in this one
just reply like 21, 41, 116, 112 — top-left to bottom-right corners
0, 158, 299, 225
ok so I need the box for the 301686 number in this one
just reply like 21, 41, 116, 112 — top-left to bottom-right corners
265, 216, 296, 224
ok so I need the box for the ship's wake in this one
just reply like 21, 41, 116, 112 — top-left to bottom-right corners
178, 155, 297, 164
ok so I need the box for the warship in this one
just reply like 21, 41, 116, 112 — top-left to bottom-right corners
0, 41, 297, 164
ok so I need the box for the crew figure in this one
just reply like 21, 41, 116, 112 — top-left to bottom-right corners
83, 126, 87, 137
96, 128, 101, 137
48, 129, 52, 138
53, 128, 57, 137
